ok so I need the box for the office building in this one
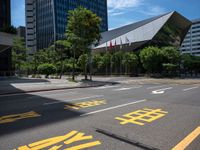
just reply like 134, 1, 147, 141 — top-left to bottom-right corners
180, 19, 200, 56
26, 0, 108, 54
0, 0, 11, 28
94, 11, 191, 52
0, 0, 14, 76
17, 26, 26, 40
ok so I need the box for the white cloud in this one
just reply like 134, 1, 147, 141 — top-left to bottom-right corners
109, 12, 125, 16
107, 0, 144, 16
107, 0, 143, 9
139, 6, 166, 16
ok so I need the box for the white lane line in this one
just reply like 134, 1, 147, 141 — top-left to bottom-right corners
113, 86, 142, 91
182, 86, 199, 91
43, 95, 104, 105
113, 87, 131, 91
80, 99, 146, 116
147, 85, 167, 89
152, 87, 173, 94
92, 85, 119, 90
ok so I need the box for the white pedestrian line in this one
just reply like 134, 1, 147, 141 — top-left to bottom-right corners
92, 85, 119, 90
147, 85, 167, 89
80, 99, 146, 116
43, 95, 104, 105
152, 87, 173, 94
182, 86, 199, 91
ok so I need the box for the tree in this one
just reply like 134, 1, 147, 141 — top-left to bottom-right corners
139, 46, 164, 74
102, 53, 112, 75
92, 53, 102, 73
31, 47, 57, 74
78, 54, 88, 79
122, 52, 138, 75
12, 37, 27, 74
162, 46, 181, 64
66, 6, 101, 80
55, 40, 71, 79
162, 63, 177, 77
181, 54, 200, 76
37, 63, 57, 78
113, 51, 124, 74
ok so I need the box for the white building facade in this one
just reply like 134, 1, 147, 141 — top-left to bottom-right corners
180, 19, 200, 56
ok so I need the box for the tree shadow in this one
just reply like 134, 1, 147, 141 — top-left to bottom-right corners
0, 78, 85, 136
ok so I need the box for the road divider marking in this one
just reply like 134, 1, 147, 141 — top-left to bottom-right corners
80, 99, 146, 117
43, 95, 104, 105
64, 99, 106, 110
115, 108, 168, 126
0, 111, 40, 124
182, 86, 199, 92
172, 126, 200, 150
16, 130, 101, 150
151, 87, 173, 94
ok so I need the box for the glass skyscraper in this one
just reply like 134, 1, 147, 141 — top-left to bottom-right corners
0, 0, 11, 28
26, 0, 108, 54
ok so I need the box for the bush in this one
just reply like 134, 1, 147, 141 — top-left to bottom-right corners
162, 46, 180, 64
37, 63, 57, 78
162, 63, 177, 77
140, 46, 164, 74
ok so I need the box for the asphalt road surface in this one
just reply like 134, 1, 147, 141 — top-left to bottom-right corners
0, 79, 200, 150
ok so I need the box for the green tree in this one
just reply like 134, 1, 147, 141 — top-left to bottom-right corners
162, 63, 177, 77
37, 63, 57, 78
66, 6, 101, 80
113, 51, 124, 74
102, 53, 112, 75
162, 46, 181, 64
92, 53, 102, 73
12, 37, 27, 74
122, 52, 138, 75
55, 40, 71, 78
31, 47, 57, 74
78, 54, 88, 79
140, 46, 164, 74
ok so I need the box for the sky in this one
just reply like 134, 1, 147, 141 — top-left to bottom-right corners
11, 0, 200, 30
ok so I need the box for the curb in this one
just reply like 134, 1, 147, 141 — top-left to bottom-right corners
0, 84, 106, 96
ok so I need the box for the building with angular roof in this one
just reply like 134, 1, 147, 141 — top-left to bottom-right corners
94, 11, 191, 52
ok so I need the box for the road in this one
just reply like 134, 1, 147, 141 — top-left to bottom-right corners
0, 78, 200, 150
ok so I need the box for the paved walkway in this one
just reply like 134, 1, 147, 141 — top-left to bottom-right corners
0, 77, 115, 95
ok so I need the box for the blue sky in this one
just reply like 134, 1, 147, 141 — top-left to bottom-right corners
11, 0, 200, 30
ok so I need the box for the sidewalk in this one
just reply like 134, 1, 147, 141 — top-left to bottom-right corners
0, 77, 115, 95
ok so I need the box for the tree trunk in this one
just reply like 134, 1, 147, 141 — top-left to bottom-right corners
60, 59, 64, 79
84, 64, 88, 80
72, 49, 75, 81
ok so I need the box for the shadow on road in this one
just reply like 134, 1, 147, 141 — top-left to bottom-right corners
0, 78, 85, 136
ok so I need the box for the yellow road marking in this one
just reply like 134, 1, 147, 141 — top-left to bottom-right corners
172, 126, 200, 150
66, 141, 101, 150
17, 130, 101, 150
0, 111, 40, 124
115, 108, 168, 126
64, 99, 106, 110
